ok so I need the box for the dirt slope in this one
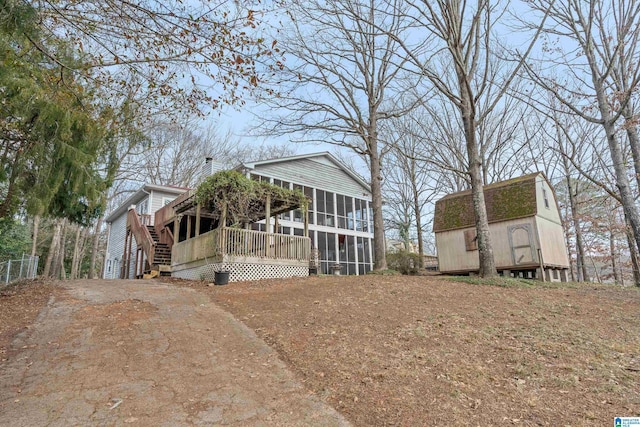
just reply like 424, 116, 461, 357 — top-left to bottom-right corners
0, 279, 349, 426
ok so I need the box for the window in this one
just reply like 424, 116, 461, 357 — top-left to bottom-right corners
274, 180, 292, 220
251, 223, 266, 232
338, 234, 356, 275
357, 237, 372, 275
316, 190, 335, 227
464, 229, 478, 251
292, 184, 305, 223
317, 231, 337, 274
355, 199, 369, 231
137, 198, 149, 215
542, 188, 550, 209
305, 186, 314, 225
277, 226, 291, 235
336, 195, 354, 230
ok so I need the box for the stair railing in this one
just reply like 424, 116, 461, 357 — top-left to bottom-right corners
127, 208, 156, 266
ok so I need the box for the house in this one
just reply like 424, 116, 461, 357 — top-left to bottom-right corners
433, 172, 570, 281
102, 183, 187, 279
102, 152, 375, 281
240, 152, 374, 275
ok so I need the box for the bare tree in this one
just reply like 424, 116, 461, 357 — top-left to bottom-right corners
525, 0, 640, 266
31, 0, 281, 115
383, 115, 440, 265
389, 0, 551, 276
255, 0, 426, 270
541, 109, 596, 282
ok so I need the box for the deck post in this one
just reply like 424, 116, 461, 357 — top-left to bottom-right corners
186, 215, 192, 240
174, 216, 180, 243
304, 208, 309, 237
219, 202, 228, 254
195, 203, 201, 237
265, 194, 271, 232
126, 229, 133, 279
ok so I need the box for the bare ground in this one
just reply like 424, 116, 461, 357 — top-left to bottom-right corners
0, 279, 348, 426
172, 275, 640, 427
1, 276, 639, 426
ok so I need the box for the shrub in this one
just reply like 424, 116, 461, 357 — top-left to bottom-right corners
386, 251, 421, 275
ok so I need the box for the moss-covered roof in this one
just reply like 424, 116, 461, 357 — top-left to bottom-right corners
433, 173, 540, 232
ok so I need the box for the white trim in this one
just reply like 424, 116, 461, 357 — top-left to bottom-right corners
241, 152, 371, 193
105, 184, 187, 222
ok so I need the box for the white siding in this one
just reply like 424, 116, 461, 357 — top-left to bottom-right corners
104, 213, 128, 279
149, 190, 181, 223
252, 158, 371, 200
250, 155, 374, 275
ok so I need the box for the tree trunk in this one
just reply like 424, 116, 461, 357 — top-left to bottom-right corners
412, 178, 424, 269
54, 219, 67, 280
31, 215, 40, 257
43, 220, 62, 278
369, 141, 387, 270
70, 225, 82, 280
610, 230, 620, 284
89, 217, 103, 279
561, 201, 576, 282
590, 55, 640, 264
624, 217, 640, 286
622, 107, 640, 190
459, 82, 496, 277
563, 160, 589, 282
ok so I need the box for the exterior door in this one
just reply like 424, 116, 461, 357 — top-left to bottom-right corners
508, 224, 536, 265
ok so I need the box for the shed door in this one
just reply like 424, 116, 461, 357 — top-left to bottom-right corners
508, 224, 536, 265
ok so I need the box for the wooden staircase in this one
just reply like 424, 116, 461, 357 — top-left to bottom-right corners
147, 225, 172, 269
124, 209, 172, 279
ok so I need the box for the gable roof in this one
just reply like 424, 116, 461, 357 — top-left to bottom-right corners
433, 172, 543, 233
104, 183, 188, 223
241, 151, 371, 192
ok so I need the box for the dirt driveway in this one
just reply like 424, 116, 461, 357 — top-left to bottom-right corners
0, 280, 349, 426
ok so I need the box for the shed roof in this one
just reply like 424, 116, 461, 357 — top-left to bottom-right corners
433, 172, 542, 233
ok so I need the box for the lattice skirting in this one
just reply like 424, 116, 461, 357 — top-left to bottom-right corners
172, 262, 309, 283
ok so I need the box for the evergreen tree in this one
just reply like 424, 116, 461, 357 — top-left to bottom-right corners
0, 0, 116, 225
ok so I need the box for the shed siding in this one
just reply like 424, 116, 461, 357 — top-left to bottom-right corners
535, 216, 570, 267
252, 158, 370, 200
436, 217, 538, 273
535, 177, 562, 224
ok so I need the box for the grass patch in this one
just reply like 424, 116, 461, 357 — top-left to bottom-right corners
366, 269, 401, 276
446, 275, 537, 288
445, 275, 640, 290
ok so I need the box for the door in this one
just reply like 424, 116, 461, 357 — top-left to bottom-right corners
508, 224, 536, 265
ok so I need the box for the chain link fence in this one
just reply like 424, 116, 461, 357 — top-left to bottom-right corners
0, 254, 39, 287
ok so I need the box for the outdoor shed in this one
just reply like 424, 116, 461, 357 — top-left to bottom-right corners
433, 173, 570, 281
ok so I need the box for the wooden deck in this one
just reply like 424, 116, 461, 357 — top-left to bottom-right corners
172, 227, 311, 266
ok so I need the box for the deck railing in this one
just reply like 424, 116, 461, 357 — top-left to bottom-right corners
172, 227, 311, 266
221, 227, 311, 261
127, 208, 156, 265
